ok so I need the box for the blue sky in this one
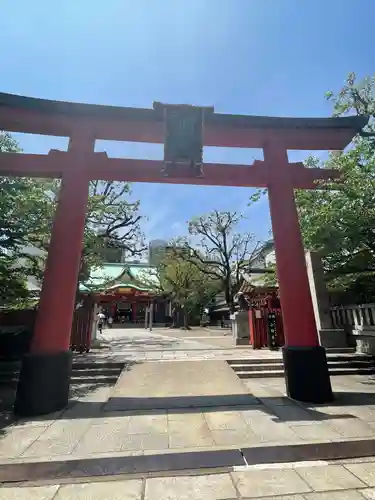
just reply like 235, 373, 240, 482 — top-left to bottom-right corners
1, 0, 374, 244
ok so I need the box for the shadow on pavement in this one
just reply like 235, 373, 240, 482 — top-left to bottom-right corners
3, 391, 370, 424
0, 360, 141, 432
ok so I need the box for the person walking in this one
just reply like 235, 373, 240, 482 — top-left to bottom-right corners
97, 311, 105, 335
107, 316, 113, 328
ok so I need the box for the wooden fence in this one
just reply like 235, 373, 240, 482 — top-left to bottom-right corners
0, 306, 93, 355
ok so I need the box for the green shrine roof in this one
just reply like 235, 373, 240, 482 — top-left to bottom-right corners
79, 262, 160, 293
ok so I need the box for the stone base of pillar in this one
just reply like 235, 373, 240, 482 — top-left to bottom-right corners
14, 351, 72, 417
282, 345, 333, 404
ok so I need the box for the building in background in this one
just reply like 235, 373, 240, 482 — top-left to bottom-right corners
208, 240, 276, 323
80, 261, 171, 326
148, 239, 168, 266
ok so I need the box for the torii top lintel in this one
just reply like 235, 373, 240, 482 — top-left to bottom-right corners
0, 93, 368, 151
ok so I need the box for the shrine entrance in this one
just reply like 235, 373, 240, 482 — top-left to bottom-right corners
0, 92, 367, 416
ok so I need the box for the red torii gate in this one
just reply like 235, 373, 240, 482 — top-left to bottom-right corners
0, 93, 367, 416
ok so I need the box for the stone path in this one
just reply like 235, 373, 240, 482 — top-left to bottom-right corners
2, 327, 375, 498
105, 360, 257, 411
1, 375, 375, 464
83, 326, 281, 363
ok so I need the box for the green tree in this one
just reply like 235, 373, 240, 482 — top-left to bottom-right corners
0, 132, 54, 307
159, 253, 220, 328
295, 73, 375, 301
177, 210, 261, 313
139, 251, 220, 328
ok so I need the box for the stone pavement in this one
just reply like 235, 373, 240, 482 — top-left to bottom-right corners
1, 375, 375, 463
2, 327, 375, 497
84, 326, 281, 363
105, 360, 257, 411
4, 459, 375, 498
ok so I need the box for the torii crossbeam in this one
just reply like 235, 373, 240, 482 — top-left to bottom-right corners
0, 93, 367, 416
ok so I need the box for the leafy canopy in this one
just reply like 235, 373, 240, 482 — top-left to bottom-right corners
296, 73, 375, 301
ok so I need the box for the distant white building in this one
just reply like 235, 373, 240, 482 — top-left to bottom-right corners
241, 240, 275, 287
148, 239, 168, 266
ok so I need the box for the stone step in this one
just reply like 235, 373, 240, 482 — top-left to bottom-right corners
70, 374, 119, 384
229, 353, 374, 364
327, 360, 375, 368
326, 347, 356, 353
329, 367, 375, 376
230, 363, 283, 372
0, 379, 18, 387
236, 370, 285, 378
72, 361, 125, 370
235, 366, 375, 378
71, 368, 123, 377
327, 354, 375, 362
228, 358, 282, 365
0, 361, 125, 375
229, 359, 375, 373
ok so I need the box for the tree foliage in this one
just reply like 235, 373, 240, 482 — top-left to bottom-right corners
141, 252, 220, 328
175, 210, 260, 312
160, 253, 219, 327
296, 73, 375, 302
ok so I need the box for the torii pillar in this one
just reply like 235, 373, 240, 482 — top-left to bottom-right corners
14, 137, 93, 416
264, 143, 333, 403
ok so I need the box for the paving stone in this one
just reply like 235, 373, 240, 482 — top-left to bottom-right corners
361, 488, 375, 499
231, 468, 311, 497
169, 426, 215, 449
54, 479, 143, 499
290, 423, 342, 441
0, 427, 47, 458
296, 464, 366, 491
168, 412, 207, 425
122, 433, 169, 451
247, 420, 300, 443
337, 456, 375, 465
11, 410, 64, 427
0, 485, 59, 500
342, 406, 375, 421
128, 412, 168, 434
145, 473, 236, 500
345, 462, 375, 486
309, 405, 350, 416
304, 490, 365, 499
329, 418, 375, 438
240, 408, 274, 421
270, 405, 317, 423
22, 437, 80, 457
242, 497, 305, 500
211, 429, 256, 446
88, 414, 131, 427
36, 420, 91, 442
72, 424, 128, 454
204, 410, 248, 431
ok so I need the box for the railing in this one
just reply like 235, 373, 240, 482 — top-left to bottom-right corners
330, 304, 375, 330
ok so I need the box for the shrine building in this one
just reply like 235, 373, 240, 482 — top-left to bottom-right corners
79, 262, 171, 326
